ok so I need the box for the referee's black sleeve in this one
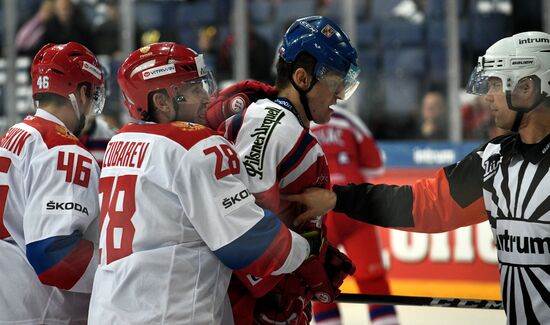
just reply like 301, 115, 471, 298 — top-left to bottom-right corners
333, 183, 415, 228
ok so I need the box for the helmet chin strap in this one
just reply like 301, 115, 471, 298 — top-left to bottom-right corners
289, 73, 317, 122
68, 93, 85, 136
505, 91, 545, 133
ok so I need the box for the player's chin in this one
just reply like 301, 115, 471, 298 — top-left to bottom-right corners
316, 113, 332, 124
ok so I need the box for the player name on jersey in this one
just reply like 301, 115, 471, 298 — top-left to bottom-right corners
0, 127, 31, 156
103, 140, 150, 168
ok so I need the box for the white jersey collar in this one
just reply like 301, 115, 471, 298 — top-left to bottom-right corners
34, 109, 68, 129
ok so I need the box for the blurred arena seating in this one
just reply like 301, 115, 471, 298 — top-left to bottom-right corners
3, 0, 515, 139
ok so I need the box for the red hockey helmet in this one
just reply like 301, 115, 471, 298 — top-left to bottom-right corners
31, 42, 106, 114
117, 42, 217, 120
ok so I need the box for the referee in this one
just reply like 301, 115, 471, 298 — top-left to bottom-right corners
286, 31, 550, 325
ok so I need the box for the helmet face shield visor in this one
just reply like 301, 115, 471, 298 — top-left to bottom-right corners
466, 62, 543, 109
316, 64, 360, 100
91, 83, 106, 115
465, 60, 512, 96
466, 54, 541, 94
466, 66, 491, 95
172, 71, 217, 104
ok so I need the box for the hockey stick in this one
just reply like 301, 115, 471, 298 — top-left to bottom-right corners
333, 293, 503, 310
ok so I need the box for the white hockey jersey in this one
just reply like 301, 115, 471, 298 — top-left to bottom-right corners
0, 109, 100, 324
219, 97, 330, 298
220, 97, 330, 220
88, 121, 308, 324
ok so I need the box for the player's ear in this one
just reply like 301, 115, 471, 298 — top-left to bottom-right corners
77, 84, 89, 107
152, 91, 171, 113
292, 68, 312, 90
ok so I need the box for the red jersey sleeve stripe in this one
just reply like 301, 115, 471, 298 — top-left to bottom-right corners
239, 224, 292, 278
214, 211, 291, 277
36, 239, 94, 290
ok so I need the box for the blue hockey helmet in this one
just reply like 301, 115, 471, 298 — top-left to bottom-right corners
279, 16, 360, 100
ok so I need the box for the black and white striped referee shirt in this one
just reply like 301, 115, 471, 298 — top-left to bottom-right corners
332, 132, 550, 325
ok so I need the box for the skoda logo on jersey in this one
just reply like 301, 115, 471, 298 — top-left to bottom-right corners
222, 189, 251, 209
46, 201, 89, 215
217, 186, 255, 215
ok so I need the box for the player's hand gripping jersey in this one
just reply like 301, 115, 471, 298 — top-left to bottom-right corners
88, 121, 309, 324
0, 110, 100, 323
334, 133, 550, 325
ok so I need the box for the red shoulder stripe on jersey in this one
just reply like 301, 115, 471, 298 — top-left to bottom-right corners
119, 122, 218, 150
36, 239, 94, 290
22, 116, 86, 150
277, 130, 317, 180
232, 224, 291, 297
410, 168, 486, 233
280, 155, 330, 193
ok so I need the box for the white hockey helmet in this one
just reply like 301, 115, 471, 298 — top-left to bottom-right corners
466, 31, 550, 112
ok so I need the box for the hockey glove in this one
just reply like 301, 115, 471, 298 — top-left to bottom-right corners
254, 274, 313, 325
295, 229, 356, 304
324, 243, 356, 293
206, 80, 278, 129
